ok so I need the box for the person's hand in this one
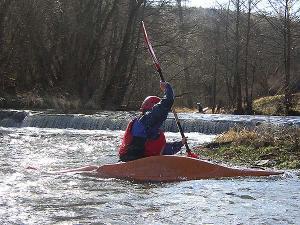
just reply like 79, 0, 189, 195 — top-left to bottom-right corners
160, 81, 167, 92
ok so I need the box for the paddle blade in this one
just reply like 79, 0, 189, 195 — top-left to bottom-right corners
141, 21, 161, 72
187, 151, 199, 159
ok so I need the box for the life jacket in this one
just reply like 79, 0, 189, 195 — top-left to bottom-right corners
118, 119, 166, 158
118, 119, 135, 156
144, 130, 166, 157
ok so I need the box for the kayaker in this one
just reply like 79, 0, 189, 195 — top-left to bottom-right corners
119, 81, 198, 162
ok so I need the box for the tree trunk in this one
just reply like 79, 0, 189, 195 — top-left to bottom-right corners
212, 23, 220, 113
244, 0, 252, 114
177, 0, 194, 108
101, 0, 142, 110
284, 0, 292, 114
234, 0, 243, 114
223, 1, 234, 108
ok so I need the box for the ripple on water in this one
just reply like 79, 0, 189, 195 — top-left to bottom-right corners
0, 127, 299, 225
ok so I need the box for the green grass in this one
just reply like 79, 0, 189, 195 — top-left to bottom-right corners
194, 125, 300, 169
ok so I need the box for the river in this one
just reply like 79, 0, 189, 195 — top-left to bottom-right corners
0, 126, 299, 225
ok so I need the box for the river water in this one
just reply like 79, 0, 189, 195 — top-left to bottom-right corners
0, 126, 299, 225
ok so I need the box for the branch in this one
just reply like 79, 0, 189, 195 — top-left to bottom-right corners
175, 91, 193, 98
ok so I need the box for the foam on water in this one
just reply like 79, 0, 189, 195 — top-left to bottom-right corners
0, 127, 299, 224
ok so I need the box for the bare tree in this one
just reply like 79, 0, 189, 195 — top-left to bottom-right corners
243, 0, 261, 114
263, 0, 300, 114
234, 0, 243, 114
176, 0, 194, 108
100, 0, 144, 110
0, 0, 14, 92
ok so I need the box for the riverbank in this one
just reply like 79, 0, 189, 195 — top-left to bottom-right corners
194, 125, 300, 169
1, 90, 300, 115
253, 93, 300, 116
0, 89, 82, 112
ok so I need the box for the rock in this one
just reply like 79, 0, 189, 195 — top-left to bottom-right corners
254, 159, 276, 167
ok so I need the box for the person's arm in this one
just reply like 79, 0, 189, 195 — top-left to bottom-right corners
157, 82, 174, 111
141, 82, 174, 128
162, 137, 187, 155
162, 141, 183, 155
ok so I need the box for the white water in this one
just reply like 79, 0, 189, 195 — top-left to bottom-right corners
0, 127, 299, 225
1, 110, 300, 134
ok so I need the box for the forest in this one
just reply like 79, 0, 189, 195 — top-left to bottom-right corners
0, 0, 299, 114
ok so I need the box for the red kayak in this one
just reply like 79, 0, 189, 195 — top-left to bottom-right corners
50, 155, 283, 182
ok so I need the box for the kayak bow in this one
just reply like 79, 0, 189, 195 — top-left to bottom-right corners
51, 155, 283, 182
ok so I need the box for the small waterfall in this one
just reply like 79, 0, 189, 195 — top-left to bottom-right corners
162, 118, 257, 134
22, 113, 130, 131
0, 110, 299, 134
0, 110, 29, 127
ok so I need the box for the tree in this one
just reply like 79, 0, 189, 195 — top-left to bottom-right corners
233, 0, 243, 114
0, 0, 14, 92
0, 0, 299, 113
176, 0, 194, 108
243, 0, 261, 114
264, 0, 300, 114
100, 0, 144, 110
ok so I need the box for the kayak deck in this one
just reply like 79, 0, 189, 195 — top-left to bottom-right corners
52, 155, 283, 182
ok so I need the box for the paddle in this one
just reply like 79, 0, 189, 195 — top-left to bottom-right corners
141, 21, 198, 158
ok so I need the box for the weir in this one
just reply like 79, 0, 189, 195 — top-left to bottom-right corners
0, 110, 299, 134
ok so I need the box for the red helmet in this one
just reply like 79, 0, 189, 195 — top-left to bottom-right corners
140, 96, 161, 112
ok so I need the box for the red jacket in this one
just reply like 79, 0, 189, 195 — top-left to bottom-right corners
119, 119, 166, 158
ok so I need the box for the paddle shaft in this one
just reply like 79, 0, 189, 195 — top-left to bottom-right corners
142, 21, 191, 153
172, 109, 191, 152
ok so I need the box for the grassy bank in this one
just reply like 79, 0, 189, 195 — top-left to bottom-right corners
253, 93, 300, 116
194, 125, 300, 169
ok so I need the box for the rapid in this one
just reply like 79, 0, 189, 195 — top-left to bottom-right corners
0, 111, 299, 224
